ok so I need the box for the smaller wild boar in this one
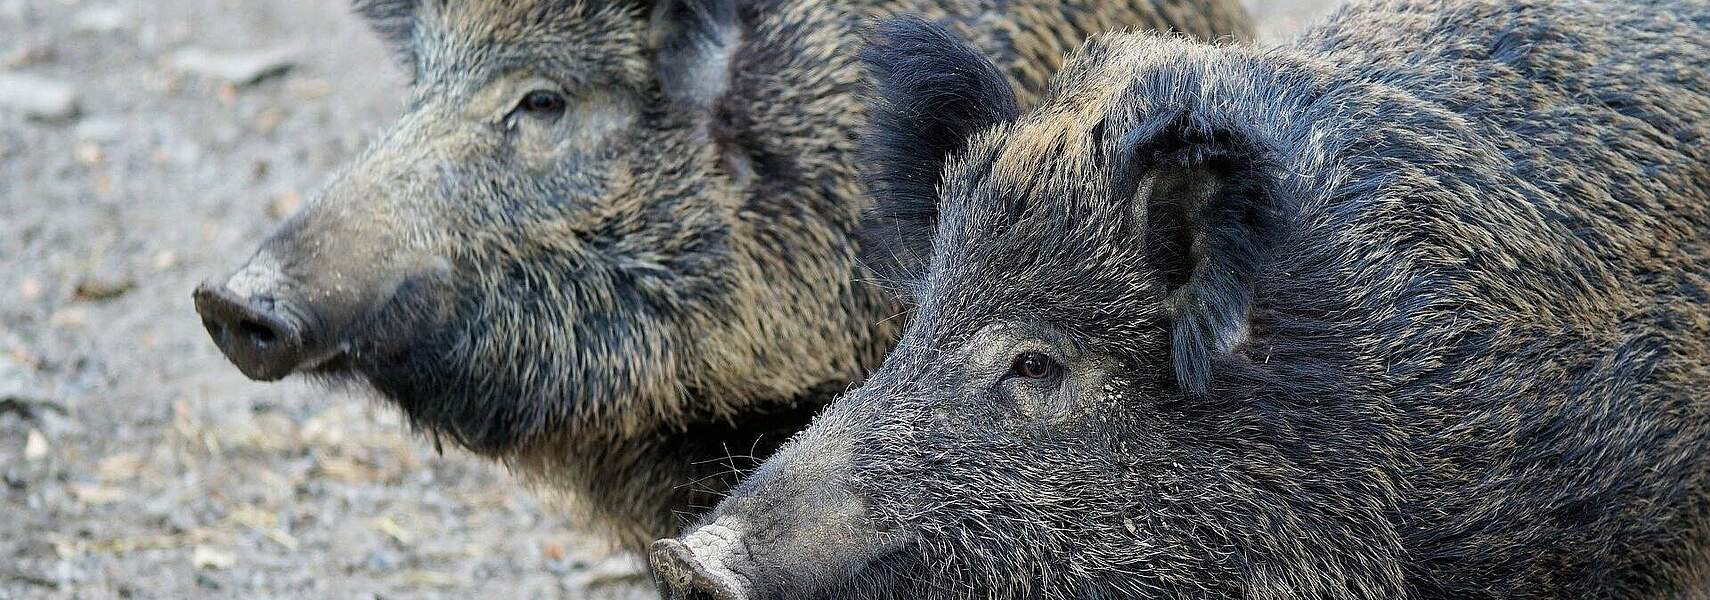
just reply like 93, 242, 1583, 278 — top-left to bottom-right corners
652, 0, 1710, 598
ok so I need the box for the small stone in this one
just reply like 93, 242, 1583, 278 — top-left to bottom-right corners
74, 142, 103, 166
285, 78, 332, 100
153, 251, 178, 271
0, 73, 79, 120
74, 116, 124, 143
19, 278, 42, 301
1, 44, 52, 70
192, 545, 236, 570
168, 47, 296, 85
95, 452, 144, 481
267, 191, 302, 220
66, 482, 125, 505
73, 274, 134, 301
254, 108, 285, 135
215, 84, 238, 106
23, 429, 47, 461
48, 307, 88, 329
71, 6, 130, 34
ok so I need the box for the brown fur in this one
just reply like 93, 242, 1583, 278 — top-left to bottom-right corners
197, 0, 1252, 556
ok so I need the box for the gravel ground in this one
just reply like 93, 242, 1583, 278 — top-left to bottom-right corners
1, 0, 1335, 597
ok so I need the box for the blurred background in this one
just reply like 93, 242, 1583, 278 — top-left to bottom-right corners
0, 0, 1334, 597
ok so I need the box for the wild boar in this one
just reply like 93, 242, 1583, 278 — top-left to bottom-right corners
653, 1, 1710, 597
191, 0, 1252, 553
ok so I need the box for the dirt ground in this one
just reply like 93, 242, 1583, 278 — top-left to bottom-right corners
0, 1, 1335, 598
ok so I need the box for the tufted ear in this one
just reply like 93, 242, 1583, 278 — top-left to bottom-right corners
352, 0, 422, 68
856, 16, 1019, 292
651, 0, 739, 113
1113, 118, 1285, 394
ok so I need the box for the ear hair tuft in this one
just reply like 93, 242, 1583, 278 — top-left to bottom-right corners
352, 0, 422, 68
855, 16, 1019, 290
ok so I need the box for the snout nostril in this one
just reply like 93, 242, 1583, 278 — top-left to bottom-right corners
237, 319, 279, 347
193, 281, 307, 381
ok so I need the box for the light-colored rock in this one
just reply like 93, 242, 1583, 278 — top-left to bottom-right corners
168, 47, 296, 85
23, 429, 47, 461
74, 115, 124, 142
191, 546, 237, 570
71, 5, 130, 34
0, 72, 79, 119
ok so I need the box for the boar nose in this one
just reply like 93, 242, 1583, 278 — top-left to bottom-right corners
192, 263, 309, 382
652, 533, 750, 600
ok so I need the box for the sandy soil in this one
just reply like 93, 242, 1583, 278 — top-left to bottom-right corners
0, 0, 1335, 597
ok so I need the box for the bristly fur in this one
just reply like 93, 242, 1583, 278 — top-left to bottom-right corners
670, 0, 1710, 597
220, 0, 1252, 558
857, 16, 1020, 292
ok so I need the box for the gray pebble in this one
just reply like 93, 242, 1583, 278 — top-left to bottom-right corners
71, 5, 130, 34
168, 47, 297, 85
0, 72, 79, 120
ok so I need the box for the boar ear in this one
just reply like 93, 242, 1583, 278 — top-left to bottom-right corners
651, 0, 739, 113
353, 0, 421, 67
856, 16, 1019, 290
1115, 119, 1285, 394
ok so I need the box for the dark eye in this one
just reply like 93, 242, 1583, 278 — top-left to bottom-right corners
1008, 352, 1061, 381
517, 90, 567, 117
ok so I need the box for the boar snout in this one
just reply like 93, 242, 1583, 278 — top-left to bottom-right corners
652, 523, 752, 600
194, 255, 317, 381
195, 197, 455, 382
652, 411, 905, 600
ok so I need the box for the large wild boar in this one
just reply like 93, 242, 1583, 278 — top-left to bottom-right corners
190, 0, 1252, 553
652, 0, 1710, 597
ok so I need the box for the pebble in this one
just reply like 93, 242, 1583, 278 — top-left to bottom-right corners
71, 5, 130, 34
23, 429, 48, 461
0, 73, 79, 120
73, 273, 135, 301
267, 191, 302, 220
191, 545, 237, 570
74, 116, 125, 143
168, 47, 296, 85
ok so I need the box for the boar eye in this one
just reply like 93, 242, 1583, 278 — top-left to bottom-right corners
516, 90, 567, 118
1008, 352, 1062, 381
